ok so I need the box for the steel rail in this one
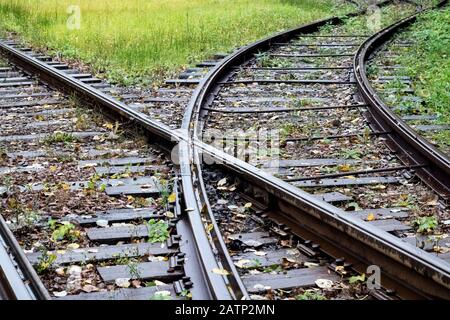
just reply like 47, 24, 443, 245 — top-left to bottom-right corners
354, 0, 450, 199
183, 0, 450, 299
0, 41, 235, 300
0, 0, 448, 299
0, 215, 50, 300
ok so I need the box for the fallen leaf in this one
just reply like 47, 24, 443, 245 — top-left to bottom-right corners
338, 164, 351, 172
212, 268, 230, 275
61, 183, 70, 191
55, 267, 65, 276
49, 165, 57, 172
315, 279, 333, 289
426, 196, 439, 206
217, 178, 227, 187
304, 262, 319, 268
164, 211, 175, 218
66, 243, 80, 250
252, 284, 271, 291
67, 266, 82, 275
254, 251, 267, 256
53, 291, 67, 297
335, 265, 345, 273
234, 259, 253, 268
115, 278, 131, 288
96, 219, 109, 228
367, 213, 376, 221
167, 193, 176, 203
242, 239, 263, 247
103, 122, 114, 130
244, 203, 252, 209
82, 285, 99, 293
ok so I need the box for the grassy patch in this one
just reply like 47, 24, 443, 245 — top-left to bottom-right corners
43, 131, 77, 145
388, 6, 450, 152
0, 0, 350, 85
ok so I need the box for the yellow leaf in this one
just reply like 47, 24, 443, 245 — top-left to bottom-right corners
338, 164, 351, 172
167, 193, 176, 203
367, 213, 376, 221
49, 165, 57, 172
244, 203, 252, 209
61, 183, 70, 191
212, 268, 229, 275
103, 122, 114, 130
34, 115, 45, 121
206, 224, 214, 232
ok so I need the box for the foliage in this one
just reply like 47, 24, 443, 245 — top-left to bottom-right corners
48, 219, 79, 242
296, 290, 327, 300
36, 250, 57, 274
348, 274, 366, 284
43, 132, 77, 145
146, 219, 170, 243
412, 216, 438, 235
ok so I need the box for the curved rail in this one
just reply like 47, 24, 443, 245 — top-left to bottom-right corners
354, 0, 450, 198
183, 1, 450, 299
0, 40, 235, 300
0, 0, 449, 299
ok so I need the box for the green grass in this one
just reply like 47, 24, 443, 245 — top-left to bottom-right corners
391, 6, 450, 152
0, 0, 349, 85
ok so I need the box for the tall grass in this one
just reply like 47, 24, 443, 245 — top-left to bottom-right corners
0, 0, 344, 84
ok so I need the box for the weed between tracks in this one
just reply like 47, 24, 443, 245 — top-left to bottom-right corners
0, 0, 351, 85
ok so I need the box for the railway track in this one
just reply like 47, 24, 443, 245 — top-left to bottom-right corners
0, 0, 449, 300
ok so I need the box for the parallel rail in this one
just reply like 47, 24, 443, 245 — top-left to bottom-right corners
354, 0, 450, 198
184, 0, 450, 299
0, 0, 448, 299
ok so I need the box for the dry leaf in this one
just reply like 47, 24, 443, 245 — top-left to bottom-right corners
115, 278, 131, 288
82, 285, 99, 293
66, 243, 80, 250
53, 291, 67, 297
338, 164, 351, 172
217, 178, 227, 187
103, 122, 114, 130
164, 211, 175, 218
212, 268, 230, 275
367, 213, 376, 221
315, 279, 333, 289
